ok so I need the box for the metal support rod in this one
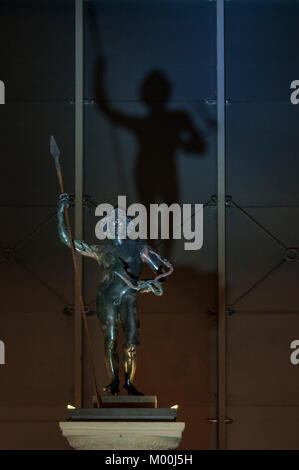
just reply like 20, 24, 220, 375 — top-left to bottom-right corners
217, 0, 227, 450
75, 0, 83, 409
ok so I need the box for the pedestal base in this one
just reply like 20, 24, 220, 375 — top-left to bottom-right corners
59, 421, 185, 450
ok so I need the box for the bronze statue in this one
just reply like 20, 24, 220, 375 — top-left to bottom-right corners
58, 194, 173, 395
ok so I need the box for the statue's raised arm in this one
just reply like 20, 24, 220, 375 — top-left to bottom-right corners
57, 193, 97, 259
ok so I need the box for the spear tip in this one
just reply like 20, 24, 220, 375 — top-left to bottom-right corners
50, 135, 61, 169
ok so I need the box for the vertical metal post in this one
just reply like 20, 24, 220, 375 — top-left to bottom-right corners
74, 0, 83, 408
217, 0, 227, 450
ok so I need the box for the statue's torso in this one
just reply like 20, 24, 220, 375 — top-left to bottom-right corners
94, 240, 146, 296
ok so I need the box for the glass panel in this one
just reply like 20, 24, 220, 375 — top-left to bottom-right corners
0, 0, 75, 450
83, 0, 217, 450
226, 0, 299, 449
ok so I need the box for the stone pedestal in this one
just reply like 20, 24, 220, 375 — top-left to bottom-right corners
60, 396, 185, 450
59, 421, 185, 450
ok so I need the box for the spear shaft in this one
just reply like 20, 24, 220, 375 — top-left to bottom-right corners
51, 136, 101, 408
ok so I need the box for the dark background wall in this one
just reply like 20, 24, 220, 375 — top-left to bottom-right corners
82, 0, 217, 451
226, 0, 299, 449
0, 0, 298, 450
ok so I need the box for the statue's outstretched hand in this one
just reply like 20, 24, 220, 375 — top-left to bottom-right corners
58, 193, 70, 212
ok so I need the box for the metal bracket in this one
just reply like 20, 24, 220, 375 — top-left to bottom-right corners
204, 97, 231, 105
68, 194, 75, 207
206, 417, 233, 424
285, 248, 299, 262
205, 98, 217, 106
226, 305, 235, 316
207, 306, 218, 317
69, 98, 95, 105
63, 304, 94, 316
206, 195, 233, 208
206, 305, 235, 316
225, 195, 233, 207
1, 248, 16, 262
83, 194, 97, 209
65, 194, 96, 209
207, 194, 218, 208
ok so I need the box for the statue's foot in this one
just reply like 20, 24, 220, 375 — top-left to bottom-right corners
123, 383, 144, 396
103, 382, 120, 395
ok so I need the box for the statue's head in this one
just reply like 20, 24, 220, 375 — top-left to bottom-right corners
140, 70, 171, 109
100, 206, 133, 244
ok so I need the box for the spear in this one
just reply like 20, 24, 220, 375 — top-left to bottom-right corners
50, 135, 101, 408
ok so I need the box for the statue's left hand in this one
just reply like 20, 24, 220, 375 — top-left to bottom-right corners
58, 192, 70, 212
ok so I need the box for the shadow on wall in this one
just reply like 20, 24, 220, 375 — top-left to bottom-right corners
87, 4, 214, 258
94, 61, 207, 259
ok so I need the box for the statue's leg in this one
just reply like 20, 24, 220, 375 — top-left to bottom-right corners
120, 295, 144, 395
96, 296, 119, 395
103, 335, 119, 395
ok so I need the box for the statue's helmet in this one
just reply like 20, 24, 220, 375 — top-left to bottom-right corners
99, 206, 133, 240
